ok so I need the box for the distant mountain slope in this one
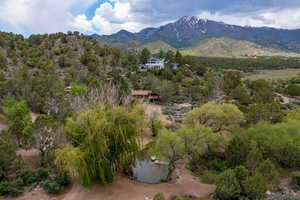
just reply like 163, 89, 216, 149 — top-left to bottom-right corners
139, 41, 176, 53
181, 37, 300, 57
110, 40, 175, 54
94, 16, 300, 53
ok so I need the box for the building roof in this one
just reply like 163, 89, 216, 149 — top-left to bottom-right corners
131, 90, 153, 96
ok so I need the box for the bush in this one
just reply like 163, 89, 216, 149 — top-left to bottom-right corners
234, 166, 249, 183
242, 173, 268, 200
199, 170, 219, 184
153, 192, 166, 200
54, 173, 70, 187
0, 179, 23, 196
215, 169, 241, 200
18, 168, 48, 185
35, 168, 49, 181
18, 169, 38, 185
285, 84, 300, 96
41, 180, 62, 194
256, 159, 279, 184
290, 171, 300, 189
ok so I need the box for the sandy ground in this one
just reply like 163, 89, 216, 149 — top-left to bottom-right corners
0, 121, 7, 132
30, 112, 38, 122
275, 93, 290, 105
16, 149, 41, 169
8, 150, 215, 200
143, 103, 172, 125
6, 170, 215, 200
62, 172, 214, 200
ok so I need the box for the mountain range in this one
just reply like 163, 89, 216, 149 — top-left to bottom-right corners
93, 16, 300, 57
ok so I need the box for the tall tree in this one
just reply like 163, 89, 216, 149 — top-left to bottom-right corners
140, 48, 151, 64
55, 104, 145, 186
184, 101, 244, 133
2, 100, 33, 147
154, 133, 185, 178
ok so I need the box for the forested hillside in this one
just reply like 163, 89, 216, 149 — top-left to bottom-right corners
1, 31, 300, 200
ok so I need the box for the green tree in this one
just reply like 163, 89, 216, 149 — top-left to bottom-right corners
284, 107, 300, 121
153, 193, 166, 200
215, 169, 242, 200
244, 121, 300, 168
225, 136, 249, 166
2, 100, 33, 147
245, 145, 263, 172
249, 79, 273, 103
242, 173, 268, 200
185, 101, 244, 133
175, 51, 183, 65
285, 84, 300, 96
247, 102, 284, 124
148, 112, 163, 137
256, 159, 279, 184
0, 53, 7, 69
154, 132, 185, 178
0, 133, 20, 180
234, 166, 249, 184
55, 104, 145, 187
140, 48, 151, 64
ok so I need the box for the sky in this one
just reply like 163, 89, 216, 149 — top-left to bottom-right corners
1, 0, 300, 36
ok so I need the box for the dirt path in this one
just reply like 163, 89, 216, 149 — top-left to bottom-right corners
0, 120, 8, 132
62, 169, 214, 200
275, 93, 290, 105
7, 171, 214, 200
16, 149, 41, 169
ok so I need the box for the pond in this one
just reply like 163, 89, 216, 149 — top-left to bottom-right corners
132, 156, 169, 184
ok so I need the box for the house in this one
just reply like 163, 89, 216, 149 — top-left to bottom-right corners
131, 90, 160, 102
140, 58, 165, 70
64, 86, 72, 92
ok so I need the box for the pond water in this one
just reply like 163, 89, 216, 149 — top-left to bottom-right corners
132, 157, 169, 184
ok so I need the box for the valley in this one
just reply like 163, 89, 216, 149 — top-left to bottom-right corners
1, 14, 300, 200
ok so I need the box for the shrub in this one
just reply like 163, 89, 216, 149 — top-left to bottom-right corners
285, 84, 300, 96
18, 168, 49, 185
18, 169, 38, 185
234, 166, 249, 183
0, 179, 23, 196
256, 159, 279, 184
41, 180, 62, 194
35, 168, 49, 182
153, 192, 166, 200
242, 173, 268, 200
215, 169, 241, 200
54, 173, 70, 187
290, 171, 300, 189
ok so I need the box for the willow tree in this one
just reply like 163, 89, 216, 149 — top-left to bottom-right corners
55, 104, 145, 187
184, 101, 244, 133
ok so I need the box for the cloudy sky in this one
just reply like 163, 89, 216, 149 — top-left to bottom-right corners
1, 0, 300, 36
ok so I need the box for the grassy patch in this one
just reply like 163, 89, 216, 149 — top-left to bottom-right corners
245, 69, 300, 80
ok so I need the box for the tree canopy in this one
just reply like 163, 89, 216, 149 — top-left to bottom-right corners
55, 104, 146, 186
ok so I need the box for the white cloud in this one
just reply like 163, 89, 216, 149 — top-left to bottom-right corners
71, 15, 93, 32
198, 8, 300, 29
1, 0, 300, 36
0, 0, 97, 35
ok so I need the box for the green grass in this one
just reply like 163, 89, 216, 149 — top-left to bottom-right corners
245, 69, 300, 80
180, 49, 197, 56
